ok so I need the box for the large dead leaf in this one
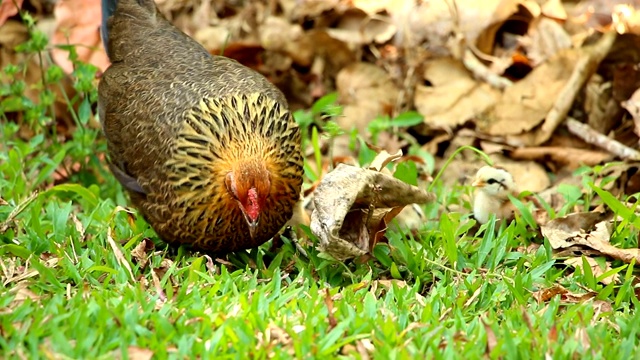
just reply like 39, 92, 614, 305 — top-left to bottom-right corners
51, 0, 110, 74
326, 6, 397, 45
478, 48, 580, 136
310, 161, 436, 261
524, 17, 573, 66
0, 0, 22, 26
415, 58, 500, 130
542, 212, 640, 265
336, 62, 399, 133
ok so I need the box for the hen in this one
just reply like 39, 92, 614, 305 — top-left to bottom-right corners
98, 0, 304, 252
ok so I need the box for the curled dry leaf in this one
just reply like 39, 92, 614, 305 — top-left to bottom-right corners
310, 163, 436, 261
466, 0, 529, 55
532, 284, 596, 303
130, 238, 155, 269
541, 212, 640, 264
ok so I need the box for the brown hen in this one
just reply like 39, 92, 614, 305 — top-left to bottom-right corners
98, 0, 303, 252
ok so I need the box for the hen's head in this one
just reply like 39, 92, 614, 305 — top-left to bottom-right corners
225, 160, 271, 239
472, 166, 515, 199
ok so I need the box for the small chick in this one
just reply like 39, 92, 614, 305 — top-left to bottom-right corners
472, 166, 518, 224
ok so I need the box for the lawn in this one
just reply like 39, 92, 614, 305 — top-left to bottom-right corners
2, 7, 640, 360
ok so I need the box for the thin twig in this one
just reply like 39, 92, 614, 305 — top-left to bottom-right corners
566, 117, 640, 161
537, 31, 618, 144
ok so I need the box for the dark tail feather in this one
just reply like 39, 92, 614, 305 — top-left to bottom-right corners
101, 0, 118, 59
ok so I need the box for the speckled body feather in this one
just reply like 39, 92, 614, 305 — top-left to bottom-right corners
98, 0, 303, 252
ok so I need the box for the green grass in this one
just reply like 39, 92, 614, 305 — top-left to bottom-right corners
1, 13, 640, 359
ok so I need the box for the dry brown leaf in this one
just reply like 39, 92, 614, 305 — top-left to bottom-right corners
368, 149, 403, 172
404, 0, 456, 54
150, 266, 167, 305
564, 257, 617, 285
0, 0, 22, 26
290, 0, 342, 20
259, 16, 304, 52
482, 318, 498, 356
1, 20, 77, 130
479, 48, 580, 136
541, 0, 568, 20
2, 257, 59, 286
415, 58, 500, 129
534, 31, 618, 145
336, 62, 399, 133
310, 163, 435, 261
352, 0, 402, 15
324, 288, 338, 330
51, 0, 110, 74
70, 212, 86, 243
327, 10, 397, 45
532, 284, 596, 303
130, 238, 155, 270
6, 282, 41, 310
621, 87, 640, 139
456, 0, 522, 53
0, 191, 38, 234
542, 212, 640, 264
256, 322, 299, 357
126, 347, 153, 360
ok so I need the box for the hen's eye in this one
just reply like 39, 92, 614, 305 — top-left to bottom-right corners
487, 178, 499, 185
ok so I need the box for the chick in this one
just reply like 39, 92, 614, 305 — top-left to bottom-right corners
471, 166, 518, 224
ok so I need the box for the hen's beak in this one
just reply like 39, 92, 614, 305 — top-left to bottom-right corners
239, 206, 260, 239
472, 178, 485, 187
247, 219, 259, 239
